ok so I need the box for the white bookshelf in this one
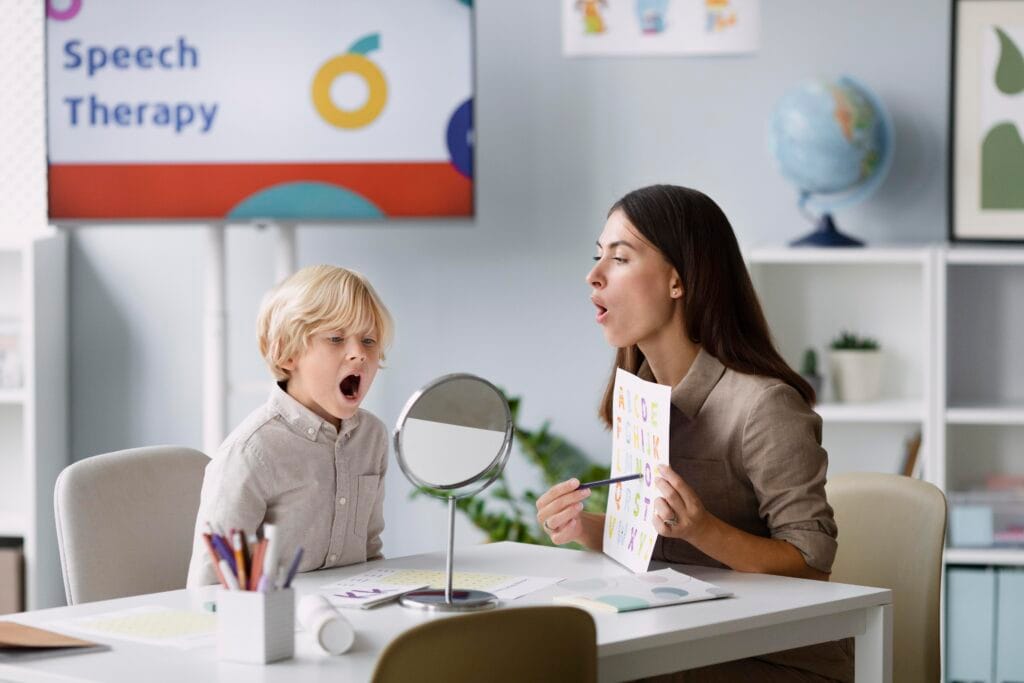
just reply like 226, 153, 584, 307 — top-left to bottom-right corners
746, 245, 936, 479
748, 244, 1024, 679
0, 233, 68, 610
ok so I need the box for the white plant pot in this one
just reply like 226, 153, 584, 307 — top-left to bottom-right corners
829, 350, 882, 403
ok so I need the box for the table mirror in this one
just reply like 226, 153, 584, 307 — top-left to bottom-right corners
393, 373, 513, 611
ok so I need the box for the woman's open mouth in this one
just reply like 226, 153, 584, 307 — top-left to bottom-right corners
595, 303, 608, 324
340, 374, 361, 400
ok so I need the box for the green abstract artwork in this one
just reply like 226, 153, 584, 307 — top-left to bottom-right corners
981, 26, 1024, 210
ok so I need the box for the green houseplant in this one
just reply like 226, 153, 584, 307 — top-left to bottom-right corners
829, 330, 882, 402
411, 390, 610, 546
799, 347, 823, 398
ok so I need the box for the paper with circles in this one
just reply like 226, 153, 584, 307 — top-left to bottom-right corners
602, 368, 671, 573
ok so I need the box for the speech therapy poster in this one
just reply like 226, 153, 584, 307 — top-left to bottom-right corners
563, 0, 759, 56
603, 368, 670, 573
45, 0, 473, 220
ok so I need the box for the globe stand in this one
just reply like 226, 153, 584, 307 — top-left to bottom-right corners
790, 213, 864, 247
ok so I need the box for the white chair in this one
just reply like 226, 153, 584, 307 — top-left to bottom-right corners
826, 472, 947, 683
54, 445, 209, 605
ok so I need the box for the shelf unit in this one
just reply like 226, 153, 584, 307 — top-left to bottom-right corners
746, 246, 936, 478
747, 244, 1024, 679
0, 233, 68, 611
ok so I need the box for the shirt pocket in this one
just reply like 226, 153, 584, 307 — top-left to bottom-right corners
353, 474, 381, 539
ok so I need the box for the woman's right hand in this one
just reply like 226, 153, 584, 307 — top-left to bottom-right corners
536, 478, 592, 545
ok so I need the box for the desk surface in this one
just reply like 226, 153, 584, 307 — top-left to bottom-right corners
0, 542, 891, 682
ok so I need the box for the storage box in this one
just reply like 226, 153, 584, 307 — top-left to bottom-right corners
0, 545, 23, 614
946, 567, 996, 682
996, 568, 1024, 683
217, 588, 294, 664
948, 491, 1024, 548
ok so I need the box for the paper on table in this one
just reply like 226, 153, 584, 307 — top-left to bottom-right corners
321, 568, 561, 606
51, 606, 217, 650
553, 568, 732, 613
0, 621, 109, 662
602, 368, 671, 573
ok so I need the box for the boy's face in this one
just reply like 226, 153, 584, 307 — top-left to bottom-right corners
282, 327, 380, 428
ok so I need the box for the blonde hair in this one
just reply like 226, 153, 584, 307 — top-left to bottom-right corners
257, 265, 394, 381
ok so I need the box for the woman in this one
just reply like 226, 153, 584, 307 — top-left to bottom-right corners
536, 185, 852, 682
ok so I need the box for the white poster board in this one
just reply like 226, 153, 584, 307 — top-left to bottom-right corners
602, 368, 671, 573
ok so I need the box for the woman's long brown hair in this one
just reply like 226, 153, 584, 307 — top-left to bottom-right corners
598, 185, 814, 428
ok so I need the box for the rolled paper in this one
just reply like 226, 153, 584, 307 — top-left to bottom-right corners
297, 594, 355, 655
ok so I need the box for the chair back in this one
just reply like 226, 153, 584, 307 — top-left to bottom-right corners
54, 445, 209, 604
826, 472, 947, 683
371, 605, 597, 683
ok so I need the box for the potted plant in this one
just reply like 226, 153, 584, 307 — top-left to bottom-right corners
829, 330, 882, 402
799, 347, 823, 399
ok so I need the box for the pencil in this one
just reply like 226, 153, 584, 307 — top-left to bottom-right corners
248, 539, 268, 591
577, 473, 643, 490
233, 531, 248, 591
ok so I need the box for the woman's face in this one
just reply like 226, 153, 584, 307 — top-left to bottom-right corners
586, 209, 682, 349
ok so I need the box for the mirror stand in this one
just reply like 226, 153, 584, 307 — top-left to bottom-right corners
399, 496, 498, 612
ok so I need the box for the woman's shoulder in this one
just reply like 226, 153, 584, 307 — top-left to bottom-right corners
717, 366, 812, 417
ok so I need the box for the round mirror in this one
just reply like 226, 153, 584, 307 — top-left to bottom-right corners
393, 373, 513, 611
395, 374, 512, 496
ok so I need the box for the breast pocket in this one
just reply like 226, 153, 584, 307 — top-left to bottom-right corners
353, 474, 381, 539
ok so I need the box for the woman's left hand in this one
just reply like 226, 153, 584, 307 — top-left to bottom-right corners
653, 464, 713, 542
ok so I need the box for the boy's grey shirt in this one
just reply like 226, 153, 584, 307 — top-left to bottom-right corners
186, 384, 388, 587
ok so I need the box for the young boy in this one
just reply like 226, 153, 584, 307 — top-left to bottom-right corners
186, 265, 394, 587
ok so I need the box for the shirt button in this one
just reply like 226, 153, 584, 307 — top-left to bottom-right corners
307, 427, 315, 436
338, 497, 347, 505
328, 554, 337, 563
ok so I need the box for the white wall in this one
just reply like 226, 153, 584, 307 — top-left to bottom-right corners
68, 0, 953, 556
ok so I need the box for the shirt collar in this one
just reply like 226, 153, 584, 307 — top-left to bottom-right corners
268, 383, 361, 441
637, 347, 725, 419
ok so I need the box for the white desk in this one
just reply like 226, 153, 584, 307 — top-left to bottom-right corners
0, 542, 891, 682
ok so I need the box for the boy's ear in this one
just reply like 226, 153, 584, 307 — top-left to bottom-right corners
280, 357, 296, 371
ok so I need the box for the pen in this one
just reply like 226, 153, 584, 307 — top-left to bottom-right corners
219, 559, 240, 590
577, 473, 643, 489
282, 547, 304, 589
262, 524, 279, 589
201, 533, 229, 589
210, 533, 237, 576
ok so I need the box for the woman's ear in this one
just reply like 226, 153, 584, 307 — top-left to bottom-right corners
669, 273, 683, 299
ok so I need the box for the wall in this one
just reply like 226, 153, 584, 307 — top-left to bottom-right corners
66, 0, 953, 556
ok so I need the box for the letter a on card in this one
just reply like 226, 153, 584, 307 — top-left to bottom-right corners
602, 368, 671, 572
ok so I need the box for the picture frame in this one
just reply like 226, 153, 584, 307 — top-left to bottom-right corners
950, 0, 1024, 243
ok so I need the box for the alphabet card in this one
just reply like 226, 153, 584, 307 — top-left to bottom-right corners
602, 368, 671, 573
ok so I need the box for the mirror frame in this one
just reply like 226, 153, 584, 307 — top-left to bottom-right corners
393, 372, 514, 498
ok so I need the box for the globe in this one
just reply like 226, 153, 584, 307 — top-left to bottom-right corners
768, 76, 894, 246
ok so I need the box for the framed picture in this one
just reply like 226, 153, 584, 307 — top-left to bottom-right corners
951, 0, 1024, 242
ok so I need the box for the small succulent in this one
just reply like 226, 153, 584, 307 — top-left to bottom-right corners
830, 330, 880, 351
800, 348, 819, 376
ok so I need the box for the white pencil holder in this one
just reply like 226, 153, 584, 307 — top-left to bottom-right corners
217, 587, 295, 664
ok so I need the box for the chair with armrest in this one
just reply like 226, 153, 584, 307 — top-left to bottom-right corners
54, 445, 209, 605
826, 471, 947, 683
370, 605, 597, 683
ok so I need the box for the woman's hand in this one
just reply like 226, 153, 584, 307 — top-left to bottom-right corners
535, 478, 591, 545
653, 464, 713, 542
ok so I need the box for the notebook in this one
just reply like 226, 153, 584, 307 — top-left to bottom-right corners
553, 568, 733, 613
0, 621, 110, 662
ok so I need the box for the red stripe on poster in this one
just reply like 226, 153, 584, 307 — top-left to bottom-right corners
48, 162, 473, 219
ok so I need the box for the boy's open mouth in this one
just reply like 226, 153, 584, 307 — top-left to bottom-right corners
340, 374, 361, 399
